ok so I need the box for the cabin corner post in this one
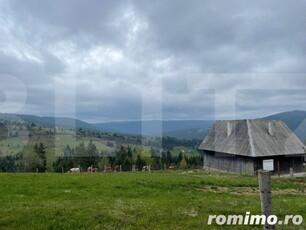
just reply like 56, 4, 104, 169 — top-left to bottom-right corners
258, 170, 274, 230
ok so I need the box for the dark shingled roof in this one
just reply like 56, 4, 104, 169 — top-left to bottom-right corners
198, 119, 306, 157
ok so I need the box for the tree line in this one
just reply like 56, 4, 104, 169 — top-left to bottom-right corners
52, 141, 203, 172
0, 140, 203, 172
0, 142, 47, 172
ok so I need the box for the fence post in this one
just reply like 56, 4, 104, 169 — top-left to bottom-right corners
290, 167, 294, 178
258, 170, 274, 230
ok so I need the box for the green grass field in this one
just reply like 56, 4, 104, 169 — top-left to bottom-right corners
0, 171, 305, 229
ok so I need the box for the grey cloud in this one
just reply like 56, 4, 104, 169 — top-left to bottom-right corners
236, 89, 306, 118
9, 0, 130, 47
40, 50, 66, 75
133, 0, 306, 72
0, 0, 306, 121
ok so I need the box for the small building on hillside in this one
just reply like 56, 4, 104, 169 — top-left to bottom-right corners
198, 119, 306, 175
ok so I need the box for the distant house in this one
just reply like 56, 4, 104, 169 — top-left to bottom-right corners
198, 120, 306, 175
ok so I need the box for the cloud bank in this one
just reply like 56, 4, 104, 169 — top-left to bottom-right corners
0, 0, 306, 122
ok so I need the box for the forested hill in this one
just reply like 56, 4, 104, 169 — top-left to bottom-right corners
0, 113, 213, 139
93, 120, 214, 137
94, 110, 306, 140
1, 110, 306, 141
0, 113, 95, 130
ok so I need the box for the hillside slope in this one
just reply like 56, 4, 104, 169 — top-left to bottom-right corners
0, 113, 96, 130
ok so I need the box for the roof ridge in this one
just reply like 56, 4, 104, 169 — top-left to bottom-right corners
247, 119, 256, 157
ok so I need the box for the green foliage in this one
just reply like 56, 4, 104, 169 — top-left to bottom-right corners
64, 145, 74, 157
98, 157, 110, 170
0, 123, 8, 141
52, 157, 75, 173
115, 146, 133, 170
106, 141, 114, 147
75, 142, 86, 157
34, 142, 47, 172
85, 139, 99, 166
135, 154, 145, 170
151, 156, 162, 170
52, 145, 203, 172
87, 139, 98, 157
133, 147, 152, 165
56, 141, 101, 169
179, 158, 188, 170
0, 155, 17, 172
25, 151, 43, 172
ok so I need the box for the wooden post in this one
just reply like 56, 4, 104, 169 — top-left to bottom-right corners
290, 167, 294, 178
62, 166, 64, 173
36, 168, 38, 173
148, 165, 151, 172
164, 163, 166, 171
258, 170, 274, 230
277, 160, 280, 177
132, 164, 135, 172
104, 165, 106, 173
119, 165, 122, 172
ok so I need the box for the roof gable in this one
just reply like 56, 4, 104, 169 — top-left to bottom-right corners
198, 119, 306, 157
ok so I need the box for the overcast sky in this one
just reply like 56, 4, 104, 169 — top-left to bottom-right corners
1, 0, 306, 122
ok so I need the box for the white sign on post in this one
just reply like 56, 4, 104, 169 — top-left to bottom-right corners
263, 159, 274, 171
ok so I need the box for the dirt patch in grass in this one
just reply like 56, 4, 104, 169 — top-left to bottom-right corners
182, 208, 198, 217
194, 186, 306, 196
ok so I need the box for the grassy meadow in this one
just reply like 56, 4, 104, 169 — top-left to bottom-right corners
0, 171, 305, 229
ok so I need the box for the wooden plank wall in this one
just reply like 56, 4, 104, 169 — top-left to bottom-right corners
203, 151, 304, 175
254, 156, 304, 174
203, 151, 255, 175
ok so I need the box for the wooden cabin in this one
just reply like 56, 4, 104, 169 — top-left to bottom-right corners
198, 119, 306, 175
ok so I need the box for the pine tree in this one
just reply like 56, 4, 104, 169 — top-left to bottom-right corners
34, 142, 47, 172
86, 140, 99, 166
179, 158, 188, 170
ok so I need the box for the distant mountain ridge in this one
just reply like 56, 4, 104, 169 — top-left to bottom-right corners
0, 113, 213, 139
262, 110, 306, 130
161, 128, 210, 140
94, 120, 214, 137
0, 113, 95, 130
1, 110, 306, 141
262, 110, 306, 142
